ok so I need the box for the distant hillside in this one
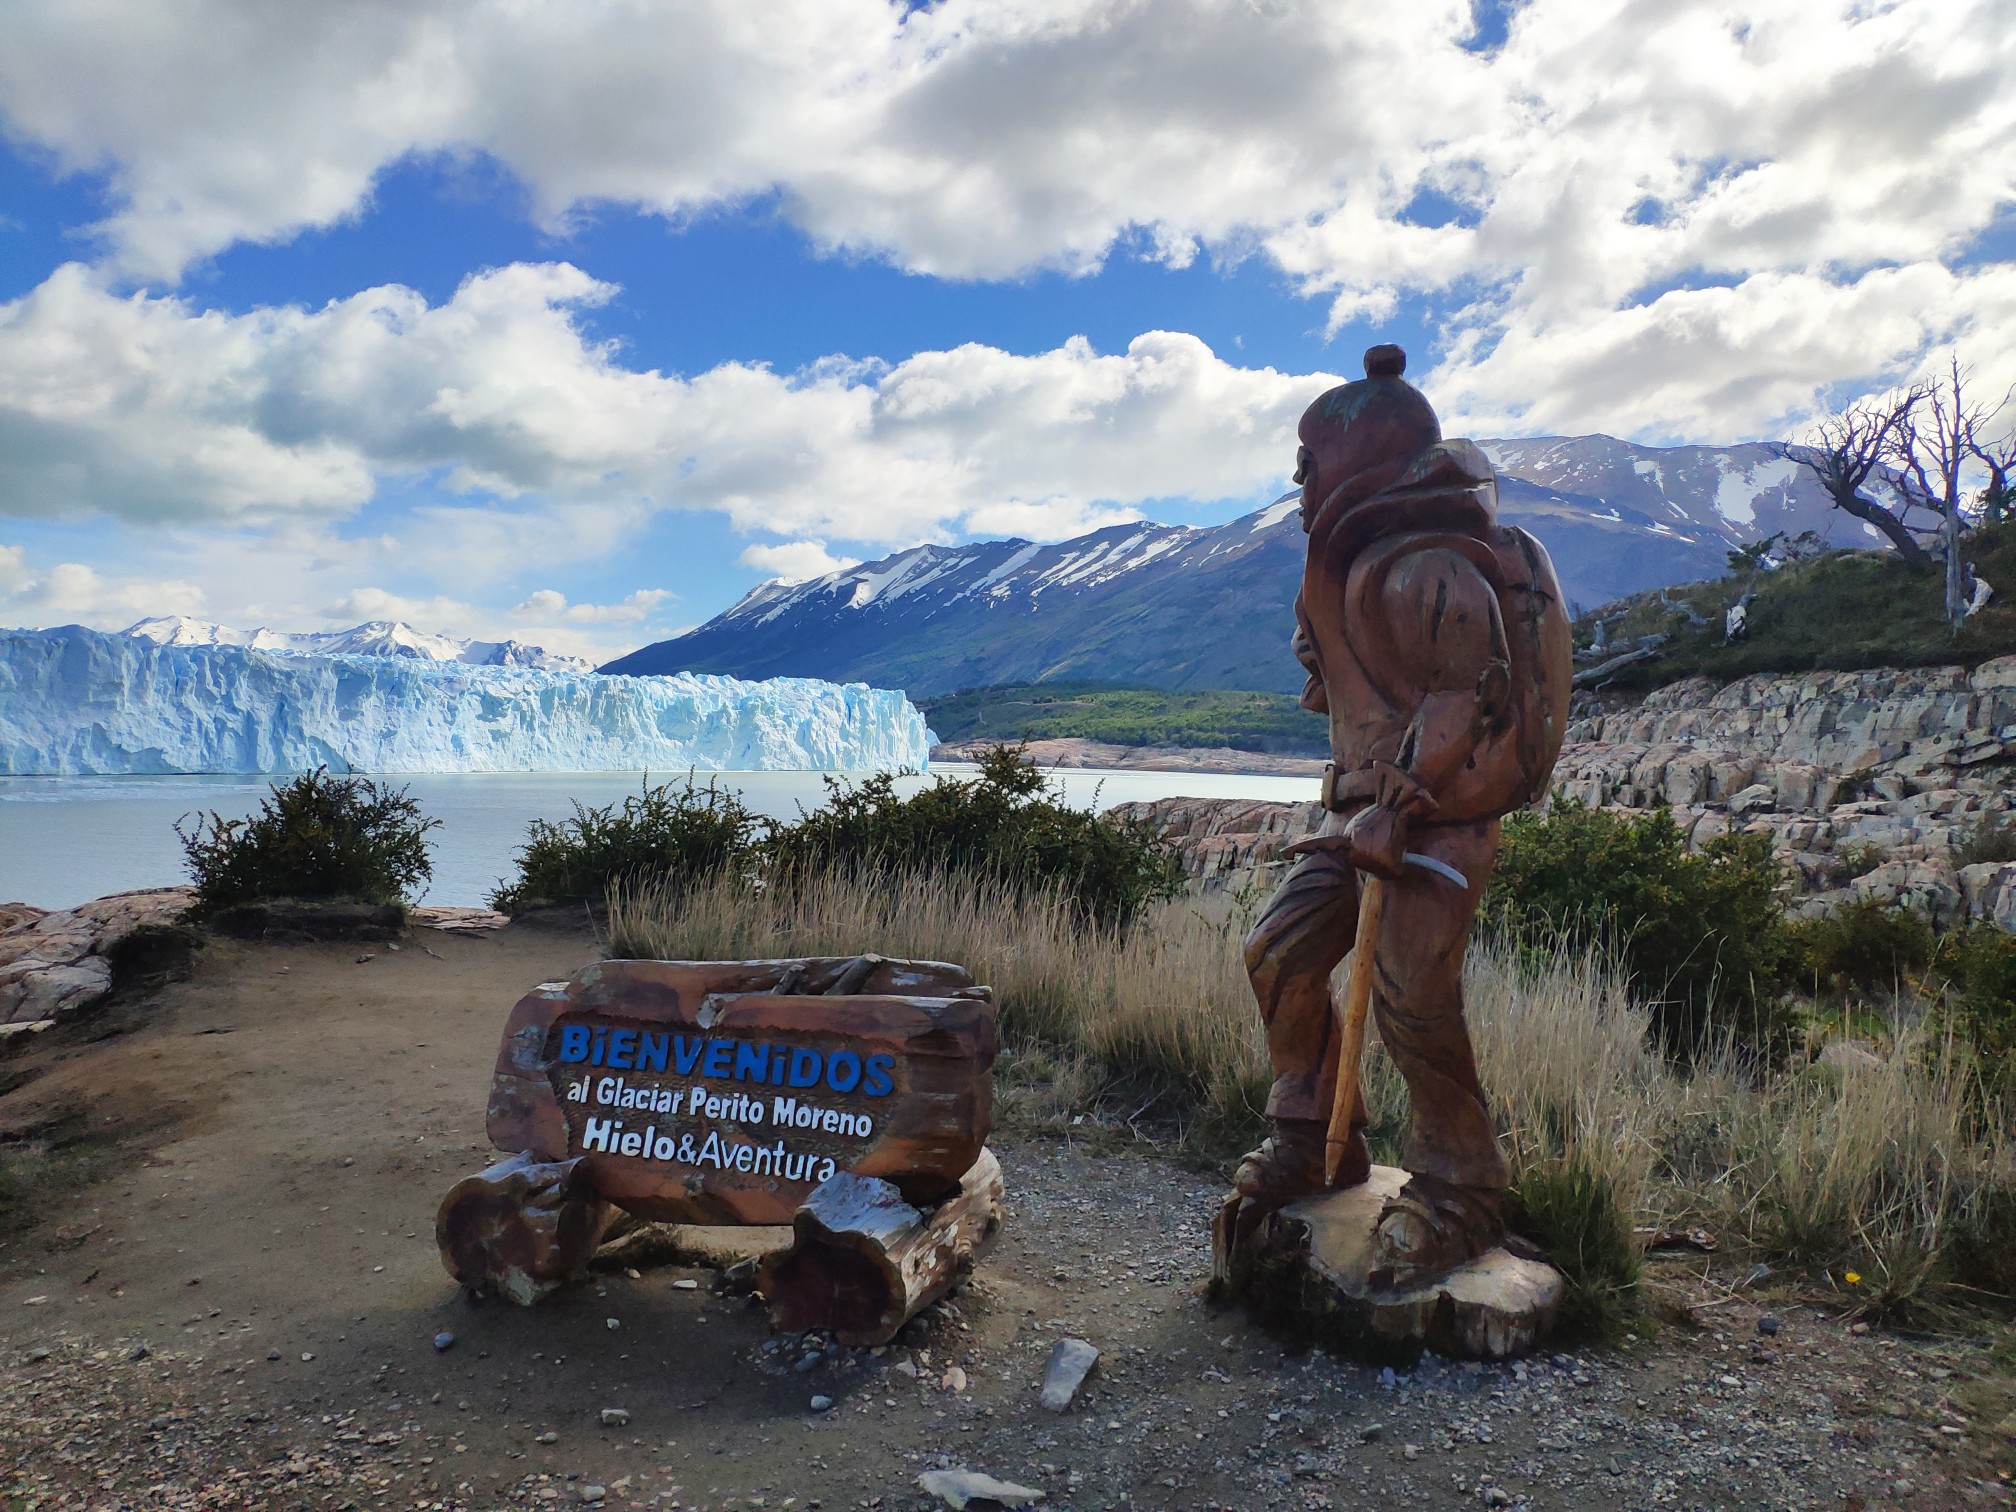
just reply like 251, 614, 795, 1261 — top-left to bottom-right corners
920, 682, 1326, 755
607, 434, 1894, 695
1574, 522, 2016, 694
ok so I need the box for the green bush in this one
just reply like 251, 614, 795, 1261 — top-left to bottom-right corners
1783, 898, 1935, 995
1822, 841, 1890, 885
1511, 1157, 1641, 1342
178, 769, 438, 916
1927, 923, 2016, 1100
1484, 798, 1790, 1054
1957, 814, 2016, 868
490, 775, 759, 915
765, 745, 1185, 929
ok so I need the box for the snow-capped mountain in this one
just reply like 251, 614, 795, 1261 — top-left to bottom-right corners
605, 434, 1880, 696
122, 616, 593, 673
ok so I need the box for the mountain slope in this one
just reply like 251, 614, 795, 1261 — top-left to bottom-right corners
606, 435, 1888, 696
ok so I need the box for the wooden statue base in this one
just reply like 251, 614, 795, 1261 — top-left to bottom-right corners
1211, 1164, 1562, 1362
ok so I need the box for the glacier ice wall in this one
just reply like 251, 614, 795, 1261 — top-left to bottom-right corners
0, 627, 934, 775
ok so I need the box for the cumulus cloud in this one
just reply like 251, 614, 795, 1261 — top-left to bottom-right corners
738, 541, 859, 583
0, 0, 2009, 445
0, 546, 207, 626
512, 587, 671, 624
0, 263, 1327, 540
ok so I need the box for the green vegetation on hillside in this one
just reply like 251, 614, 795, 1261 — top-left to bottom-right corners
920, 681, 1326, 754
1582, 522, 2016, 690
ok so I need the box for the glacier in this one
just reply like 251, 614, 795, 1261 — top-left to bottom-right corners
0, 626, 933, 776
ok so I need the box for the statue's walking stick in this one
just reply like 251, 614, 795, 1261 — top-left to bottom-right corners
1325, 874, 1384, 1187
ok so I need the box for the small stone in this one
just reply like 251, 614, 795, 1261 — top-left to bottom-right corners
915, 1469, 1044, 1508
1756, 1315, 1780, 1336
1040, 1338, 1099, 1412
266, 1349, 281, 1361
1402, 1444, 1421, 1462
579, 1485, 606, 1503
1850, 1321, 1871, 1336
605, 1317, 620, 1330
942, 1365, 968, 1393
21, 1296, 47, 1306
672, 1278, 700, 1291
299, 1352, 315, 1362
535, 1430, 559, 1444
600, 1408, 630, 1427
127, 1343, 149, 1360
25, 1346, 50, 1362
1359, 1423, 1383, 1443
1481, 1489, 1513, 1508
355, 953, 376, 964
810, 1395, 833, 1412
795, 1352, 822, 1373
433, 1331, 455, 1352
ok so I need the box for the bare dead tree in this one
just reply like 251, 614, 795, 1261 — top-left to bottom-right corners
1976, 424, 2016, 526
1887, 355, 2009, 626
1783, 389, 1927, 562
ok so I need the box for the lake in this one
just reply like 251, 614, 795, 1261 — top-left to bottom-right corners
0, 765, 1316, 909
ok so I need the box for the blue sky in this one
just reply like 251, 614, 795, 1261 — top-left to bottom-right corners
0, 0, 2010, 662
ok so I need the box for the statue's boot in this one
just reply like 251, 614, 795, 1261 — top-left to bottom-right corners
1369, 1175, 1506, 1290
1233, 1118, 1366, 1208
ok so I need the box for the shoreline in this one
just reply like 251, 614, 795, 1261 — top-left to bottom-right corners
931, 736, 1326, 777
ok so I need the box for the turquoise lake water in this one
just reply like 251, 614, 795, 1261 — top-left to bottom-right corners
0, 765, 1315, 909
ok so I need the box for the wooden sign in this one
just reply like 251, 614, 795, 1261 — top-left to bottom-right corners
480, 957, 997, 1227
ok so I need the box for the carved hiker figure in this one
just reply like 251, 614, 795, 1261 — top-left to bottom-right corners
1233, 345, 1573, 1287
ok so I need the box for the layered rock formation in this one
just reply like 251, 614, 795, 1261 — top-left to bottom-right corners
1111, 658, 2016, 932
0, 888, 194, 1034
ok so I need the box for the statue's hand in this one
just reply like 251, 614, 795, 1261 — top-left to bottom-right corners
1283, 804, 1409, 879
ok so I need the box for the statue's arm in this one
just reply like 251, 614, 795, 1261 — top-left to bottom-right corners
1381, 548, 1510, 802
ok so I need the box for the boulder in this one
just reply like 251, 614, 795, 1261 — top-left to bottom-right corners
0, 887, 193, 1025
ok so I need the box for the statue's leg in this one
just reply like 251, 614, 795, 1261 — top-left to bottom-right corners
1238, 838, 1361, 1203
1366, 818, 1509, 1284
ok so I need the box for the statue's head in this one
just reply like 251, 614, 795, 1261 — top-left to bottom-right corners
1294, 345, 1441, 526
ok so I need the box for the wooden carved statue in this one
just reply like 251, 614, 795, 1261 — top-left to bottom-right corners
1231, 345, 1573, 1289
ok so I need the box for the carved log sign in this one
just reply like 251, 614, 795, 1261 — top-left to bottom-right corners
482, 957, 998, 1227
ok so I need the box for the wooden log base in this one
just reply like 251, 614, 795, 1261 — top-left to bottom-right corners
758, 1148, 1003, 1346
1211, 1164, 1562, 1362
436, 1152, 616, 1306
592, 1221, 794, 1275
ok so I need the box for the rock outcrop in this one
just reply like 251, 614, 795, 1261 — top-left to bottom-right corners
0, 887, 196, 1034
1111, 658, 2016, 931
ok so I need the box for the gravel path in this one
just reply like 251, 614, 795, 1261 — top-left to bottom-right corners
1, 930, 2010, 1510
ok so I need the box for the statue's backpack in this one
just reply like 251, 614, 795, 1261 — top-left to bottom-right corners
1344, 508, 1575, 825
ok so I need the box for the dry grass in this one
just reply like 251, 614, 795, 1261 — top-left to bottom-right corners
608, 866, 2016, 1313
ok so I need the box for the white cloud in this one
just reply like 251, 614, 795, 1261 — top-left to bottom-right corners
511, 587, 671, 624
738, 541, 859, 583
0, 264, 1329, 543
0, 547, 206, 625
320, 585, 481, 627
5, 0, 2008, 444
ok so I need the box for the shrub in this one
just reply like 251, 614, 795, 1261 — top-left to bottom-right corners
1822, 841, 1890, 885
1483, 798, 1791, 1055
1783, 898, 1935, 995
764, 744, 1185, 929
178, 769, 438, 916
490, 774, 759, 915
1511, 1157, 1641, 1342
1957, 814, 2016, 868
1927, 924, 2016, 1100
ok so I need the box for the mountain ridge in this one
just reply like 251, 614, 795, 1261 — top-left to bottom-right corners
606, 434, 1893, 696
123, 615, 592, 673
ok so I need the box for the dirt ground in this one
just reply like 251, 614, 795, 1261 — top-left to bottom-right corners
2, 923, 2012, 1512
